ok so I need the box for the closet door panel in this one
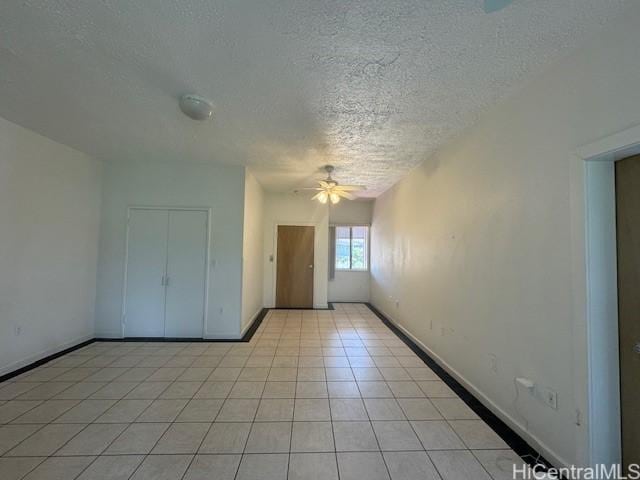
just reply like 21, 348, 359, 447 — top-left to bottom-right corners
124, 209, 168, 337
164, 210, 207, 338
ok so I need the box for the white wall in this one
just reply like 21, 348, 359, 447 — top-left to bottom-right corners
370, 4, 640, 468
263, 193, 328, 308
95, 159, 245, 338
0, 117, 102, 375
241, 169, 265, 331
329, 270, 370, 303
329, 200, 373, 225
328, 200, 373, 303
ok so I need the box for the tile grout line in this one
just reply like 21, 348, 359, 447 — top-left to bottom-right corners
80, 342, 193, 480
356, 328, 395, 480
124, 342, 203, 480
326, 354, 340, 480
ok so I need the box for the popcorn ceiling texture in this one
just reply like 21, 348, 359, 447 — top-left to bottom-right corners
0, 0, 626, 195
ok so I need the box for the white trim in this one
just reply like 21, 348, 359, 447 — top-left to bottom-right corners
376, 305, 569, 468
0, 334, 94, 376
271, 221, 320, 308
570, 123, 640, 466
575, 124, 640, 160
122, 206, 212, 339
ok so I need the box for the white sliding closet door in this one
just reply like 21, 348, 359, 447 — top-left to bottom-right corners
165, 210, 208, 338
124, 209, 168, 337
124, 208, 208, 338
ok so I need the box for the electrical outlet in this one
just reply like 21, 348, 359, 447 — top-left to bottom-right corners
542, 388, 558, 410
14, 325, 22, 336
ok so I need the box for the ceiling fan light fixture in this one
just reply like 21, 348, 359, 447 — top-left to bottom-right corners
301, 165, 365, 204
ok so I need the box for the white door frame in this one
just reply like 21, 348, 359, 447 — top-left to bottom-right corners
271, 221, 322, 308
570, 123, 640, 466
122, 206, 212, 338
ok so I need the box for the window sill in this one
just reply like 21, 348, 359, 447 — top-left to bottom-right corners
335, 269, 369, 273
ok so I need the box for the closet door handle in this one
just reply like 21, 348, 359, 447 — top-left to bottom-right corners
161, 275, 165, 286
165, 276, 170, 287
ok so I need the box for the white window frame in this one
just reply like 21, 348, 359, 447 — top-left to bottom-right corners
334, 224, 370, 272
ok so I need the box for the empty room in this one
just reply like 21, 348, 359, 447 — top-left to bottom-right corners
1, 1, 639, 479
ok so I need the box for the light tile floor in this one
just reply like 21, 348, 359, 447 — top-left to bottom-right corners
0, 303, 528, 479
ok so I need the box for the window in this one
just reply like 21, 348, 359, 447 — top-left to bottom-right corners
335, 225, 369, 271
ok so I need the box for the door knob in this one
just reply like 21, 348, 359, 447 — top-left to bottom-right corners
633, 342, 640, 354
308, 265, 313, 269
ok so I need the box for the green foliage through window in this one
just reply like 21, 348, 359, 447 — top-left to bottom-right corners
335, 226, 368, 270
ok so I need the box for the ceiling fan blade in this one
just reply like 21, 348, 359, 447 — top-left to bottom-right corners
336, 190, 356, 200
483, 0, 513, 13
311, 192, 323, 200
333, 185, 366, 191
318, 180, 331, 189
296, 187, 323, 191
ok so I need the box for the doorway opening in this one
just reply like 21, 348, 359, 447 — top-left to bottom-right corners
574, 124, 640, 466
614, 154, 640, 468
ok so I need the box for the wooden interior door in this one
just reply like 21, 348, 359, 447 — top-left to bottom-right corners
276, 225, 314, 308
615, 154, 640, 468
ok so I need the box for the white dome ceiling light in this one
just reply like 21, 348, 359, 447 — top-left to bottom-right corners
179, 94, 214, 121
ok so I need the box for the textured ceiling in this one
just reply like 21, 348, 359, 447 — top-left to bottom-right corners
0, 0, 626, 196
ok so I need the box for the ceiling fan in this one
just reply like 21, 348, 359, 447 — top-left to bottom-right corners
296, 165, 365, 204
484, 0, 514, 13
